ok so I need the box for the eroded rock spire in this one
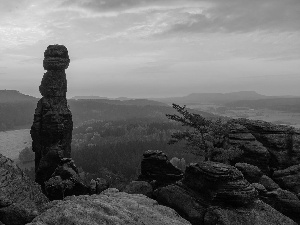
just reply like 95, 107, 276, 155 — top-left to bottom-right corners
30, 45, 73, 188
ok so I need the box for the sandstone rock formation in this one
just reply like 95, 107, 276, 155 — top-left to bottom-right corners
149, 154, 297, 224
235, 162, 263, 183
30, 45, 88, 199
183, 162, 258, 206
89, 177, 109, 195
235, 118, 300, 170
123, 181, 153, 197
138, 150, 183, 189
233, 159, 300, 223
44, 158, 88, 200
0, 154, 48, 225
227, 123, 270, 173
31, 45, 72, 188
204, 200, 296, 225
273, 164, 300, 195
27, 188, 191, 225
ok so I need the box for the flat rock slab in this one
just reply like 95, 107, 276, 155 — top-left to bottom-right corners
27, 188, 191, 225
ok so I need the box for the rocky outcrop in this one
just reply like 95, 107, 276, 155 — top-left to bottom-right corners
27, 188, 191, 225
30, 45, 88, 199
204, 200, 296, 225
228, 123, 270, 173
182, 162, 258, 207
123, 181, 153, 197
138, 150, 183, 189
44, 158, 88, 200
235, 162, 263, 183
235, 118, 300, 170
259, 175, 279, 191
262, 188, 300, 224
154, 161, 296, 225
31, 45, 72, 188
0, 154, 48, 225
154, 183, 207, 224
273, 164, 300, 195
233, 161, 300, 223
89, 178, 109, 195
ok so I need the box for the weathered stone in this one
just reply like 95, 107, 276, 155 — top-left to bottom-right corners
228, 123, 270, 173
0, 154, 48, 225
90, 178, 109, 194
263, 188, 300, 224
235, 118, 300, 170
43, 45, 70, 71
44, 158, 88, 200
252, 183, 268, 195
273, 164, 300, 195
154, 184, 206, 225
123, 181, 153, 197
204, 200, 297, 225
31, 45, 73, 191
183, 162, 258, 207
27, 189, 191, 225
235, 163, 263, 183
259, 175, 279, 191
138, 150, 183, 189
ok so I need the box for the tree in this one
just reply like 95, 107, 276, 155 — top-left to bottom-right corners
166, 104, 235, 161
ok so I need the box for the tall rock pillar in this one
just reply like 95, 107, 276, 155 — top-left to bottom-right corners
30, 45, 73, 187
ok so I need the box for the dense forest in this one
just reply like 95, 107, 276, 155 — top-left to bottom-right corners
70, 118, 198, 188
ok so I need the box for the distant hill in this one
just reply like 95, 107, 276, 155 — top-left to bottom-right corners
225, 97, 300, 113
70, 98, 168, 107
68, 99, 215, 126
71, 96, 109, 100
152, 91, 277, 105
0, 90, 37, 103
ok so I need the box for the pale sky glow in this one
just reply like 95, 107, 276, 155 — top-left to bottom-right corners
0, 0, 299, 98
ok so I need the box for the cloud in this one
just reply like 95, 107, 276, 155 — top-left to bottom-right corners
59, 0, 192, 12
162, 0, 300, 33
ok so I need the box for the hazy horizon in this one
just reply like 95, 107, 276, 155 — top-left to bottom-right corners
0, 0, 299, 98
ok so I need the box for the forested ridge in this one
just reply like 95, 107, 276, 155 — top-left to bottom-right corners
71, 118, 196, 188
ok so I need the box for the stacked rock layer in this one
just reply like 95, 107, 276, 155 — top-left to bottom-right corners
30, 45, 73, 188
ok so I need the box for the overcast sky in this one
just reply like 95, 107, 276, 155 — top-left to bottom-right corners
0, 0, 299, 98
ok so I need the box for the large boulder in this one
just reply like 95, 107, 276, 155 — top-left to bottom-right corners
235, 118, 300, 170
0, 154, 48, 225
155, 161, 296, 225
228, 123, 270, 173
123, 181, 153, 197
44, 158, 88, 200
235, 162, 263, 183
273, 164, 300, 195
154, 184, 206, 224
263, 188, 300, 224
138, 150, 183, 189
204, 200, 297, 225
259, 175, 279, 191
27, 188, 191, 225
182, 162, 258, 207
89, 178, 109, 195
